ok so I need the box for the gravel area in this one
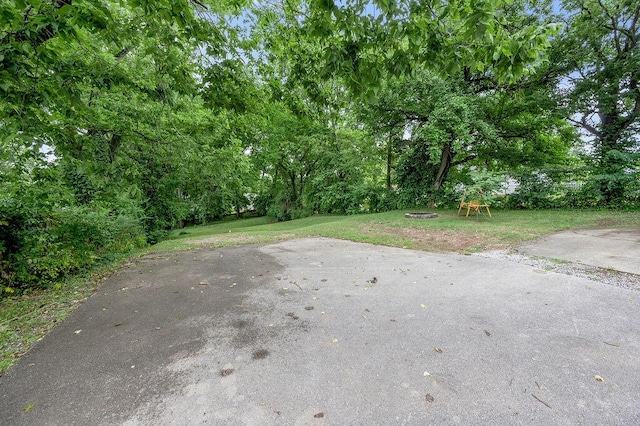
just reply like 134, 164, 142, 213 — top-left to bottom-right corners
474, 249, 640, 291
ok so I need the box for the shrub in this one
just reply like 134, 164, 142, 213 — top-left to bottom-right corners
1, 205, 146, 292
363, 187, 401, 212
505, 173, 569, 209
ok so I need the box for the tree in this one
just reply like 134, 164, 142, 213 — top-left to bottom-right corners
266, 0, 560, 94
0, 0, 259, 290
362, 66, 576, 204
559, 0, 640, 202
251, 2, 402, 215
363, 74, 489, 203
250, 102, 332, 219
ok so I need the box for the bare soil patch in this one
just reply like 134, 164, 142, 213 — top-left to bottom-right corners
369, 225, 508, 252
594, 217, 626, 227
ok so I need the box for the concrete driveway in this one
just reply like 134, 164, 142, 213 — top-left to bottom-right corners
518, 228, 640, 275
1, 237, 639, 425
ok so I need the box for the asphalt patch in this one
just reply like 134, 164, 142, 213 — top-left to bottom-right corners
1, 238, 639, 425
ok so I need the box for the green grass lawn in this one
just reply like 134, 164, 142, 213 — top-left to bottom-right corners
2, 208, 639, 374
153, 208, 640, 254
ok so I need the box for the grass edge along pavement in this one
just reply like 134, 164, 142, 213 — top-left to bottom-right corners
2, 208, 639, 375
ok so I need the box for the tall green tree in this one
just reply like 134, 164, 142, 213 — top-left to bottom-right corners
362, 65, 575, 204
250, 102, 332, 219
559, 0, 640, 202
250, 0, 570, 204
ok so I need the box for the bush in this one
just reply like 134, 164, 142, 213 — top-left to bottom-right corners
1, 206, 146, 292
505, 173, 573, 209
504, 168, 639, 210
353, 186, 400, 213
146, 229, 167, 245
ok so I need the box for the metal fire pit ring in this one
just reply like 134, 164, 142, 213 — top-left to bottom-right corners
404, 212, 438, 219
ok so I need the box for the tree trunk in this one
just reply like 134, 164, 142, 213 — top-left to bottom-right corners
433, 142, 453, 192
290, 172, 298, 207
108, 133, 121, 163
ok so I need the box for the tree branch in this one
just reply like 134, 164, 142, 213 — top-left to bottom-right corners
115, 47, 132, 61
597, 0, 622, 54
567, 116, 600, 137
451, 154, 477, 167
190, 0, 208, 10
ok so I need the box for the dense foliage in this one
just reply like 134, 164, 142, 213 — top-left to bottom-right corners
557, 0, 640, 204
1, 0, 250, 290
1, 0, 638, 293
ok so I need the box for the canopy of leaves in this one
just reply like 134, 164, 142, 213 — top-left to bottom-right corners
255, 0, 561, 95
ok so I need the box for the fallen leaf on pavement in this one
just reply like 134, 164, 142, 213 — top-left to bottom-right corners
595, 375, 604, 382
425, 394, 435, 403
220, 369, 234, 377
420, 304, 427, 309
434, 347, 443, 353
